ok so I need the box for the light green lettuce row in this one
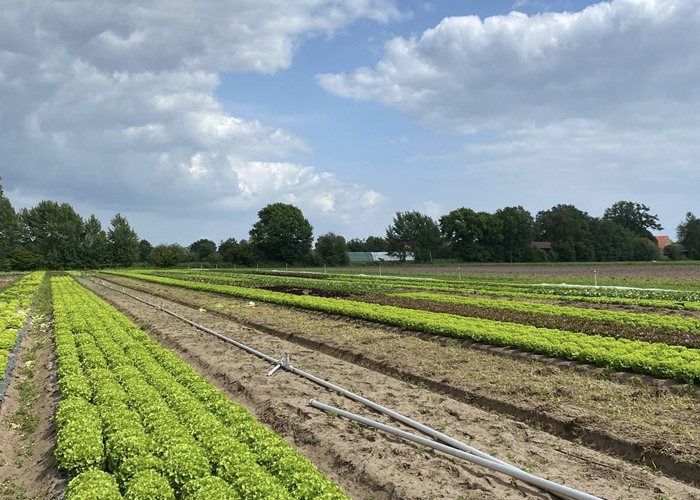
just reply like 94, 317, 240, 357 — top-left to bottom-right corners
392, 291, 700, 333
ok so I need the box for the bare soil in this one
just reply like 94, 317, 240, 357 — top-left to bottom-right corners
0, 308, 63, 499
85, 275, 700, 500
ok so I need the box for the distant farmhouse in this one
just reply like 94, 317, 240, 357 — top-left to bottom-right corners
655, 235, 673, 257
348, 252, 415, 262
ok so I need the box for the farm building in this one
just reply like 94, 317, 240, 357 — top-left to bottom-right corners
348, 251, 415, 262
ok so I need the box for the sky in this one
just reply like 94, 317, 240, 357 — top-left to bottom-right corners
1, 0, 699, 245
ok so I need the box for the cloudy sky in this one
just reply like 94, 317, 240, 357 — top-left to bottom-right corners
2, 0, 698, 245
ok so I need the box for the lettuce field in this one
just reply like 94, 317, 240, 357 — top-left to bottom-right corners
1, 265, 700, 499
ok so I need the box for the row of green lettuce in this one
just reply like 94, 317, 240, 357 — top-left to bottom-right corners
0, 272, 44, 374
391, 292, 700, 334
52, 276, 349, 500
108, 271, 700, 383
148, 269, 700, 311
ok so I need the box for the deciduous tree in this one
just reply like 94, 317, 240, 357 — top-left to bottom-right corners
494, 206, 535, 262
440, 208, 502, 262
315, 232, 349, 266
249, 203, 313, 264
603, 201, 662, 241
386, 211, 441, 263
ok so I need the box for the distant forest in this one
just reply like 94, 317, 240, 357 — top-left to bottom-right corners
1, 178, 699, 270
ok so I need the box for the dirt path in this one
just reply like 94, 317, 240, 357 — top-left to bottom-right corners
83, 276, 700, 500
0, 297, 63, 499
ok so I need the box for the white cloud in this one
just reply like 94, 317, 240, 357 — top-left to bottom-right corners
0, 0, 398, 235
318, 0, 700, 228
319, 0, 700, 132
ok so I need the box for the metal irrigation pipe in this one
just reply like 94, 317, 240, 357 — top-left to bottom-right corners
310, 399, 602, 500
90, 276, 596, 500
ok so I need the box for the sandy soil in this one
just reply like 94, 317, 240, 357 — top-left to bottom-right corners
0, 308, 64, 499
84, 276, 700, 500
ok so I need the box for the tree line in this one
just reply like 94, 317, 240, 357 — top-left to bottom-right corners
1, 177, 699, 270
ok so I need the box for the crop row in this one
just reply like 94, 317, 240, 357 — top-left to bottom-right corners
110, 271, 700, 382
51, 276, 349, 500
154, 269, 700, 311
0, 272, 44, 374
148, 269, 381, 296
392, 292, 700, 334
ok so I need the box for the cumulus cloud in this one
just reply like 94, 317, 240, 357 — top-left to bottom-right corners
319, 0, 700, 131
318, 0, 700, 226
1, 0, 398, 232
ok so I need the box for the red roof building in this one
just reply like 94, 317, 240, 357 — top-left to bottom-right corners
655, 235, 672, 251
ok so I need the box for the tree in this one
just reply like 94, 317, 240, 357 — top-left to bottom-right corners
315, 233, 349, 266
677, 212, 700, 260
139, 239, 153, 263
603, 201, 662, 241
149, 244, 185, 268
536, 204, 594, 262
439, 208, 502, 262
82, 215, 109, 268
219, 238, 256, 266
189, 239, 217, 261
21, 201, 84, 269
249, 203, 313, 264
0, 177, 19, 261
108, 213, 139, 267
494, 206, 535, 262
365, 236, 389, 252
386, 211, 442, 263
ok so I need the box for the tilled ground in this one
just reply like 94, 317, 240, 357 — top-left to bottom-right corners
0, 304, 63, 499
84, 275, 700, 500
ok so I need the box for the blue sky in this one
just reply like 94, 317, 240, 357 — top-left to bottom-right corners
2, 0, 698, 245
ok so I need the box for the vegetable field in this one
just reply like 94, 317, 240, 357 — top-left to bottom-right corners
108, 269, 700, 384
2, 265, 700, 499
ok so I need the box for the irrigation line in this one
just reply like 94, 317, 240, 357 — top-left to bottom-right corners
89, 276, 600, 500
310, 400, 602, 500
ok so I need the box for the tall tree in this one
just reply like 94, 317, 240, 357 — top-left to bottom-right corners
315, 232, 350, 266
249, 203, 313, 264
0, 177, 20, 261
494, 206, 535, 262
82, 214, 109, 268
149, 243, 185, 268
440, 208, 502, 262
108, 213, 139, 267
189, 239, 217, 261
678, 212, 700, 260
21, 201, 84, 269
603, 201, 662, 241
139, 239, 153, 263
386, 211, 442, 263
536, 204, 594, 262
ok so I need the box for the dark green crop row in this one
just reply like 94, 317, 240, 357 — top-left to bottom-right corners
110, 271, 700, 383
147, 269, 383, 296
51, 276, 349, 500
392, 292, 700, 334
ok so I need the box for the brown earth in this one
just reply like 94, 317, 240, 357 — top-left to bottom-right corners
0, 303, 64, 499
85, 275, 700, 500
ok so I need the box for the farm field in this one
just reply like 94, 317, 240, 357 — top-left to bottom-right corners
90, 265, 700, 499
2, 265, 700, 499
